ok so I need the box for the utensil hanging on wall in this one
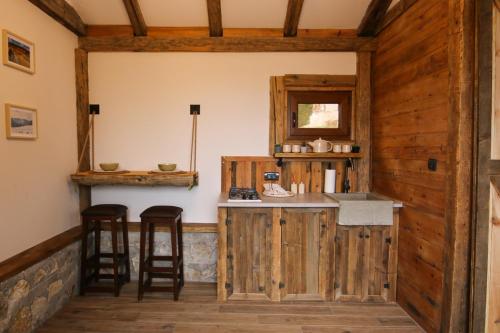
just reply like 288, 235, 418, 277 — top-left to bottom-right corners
189, 105, 200, 172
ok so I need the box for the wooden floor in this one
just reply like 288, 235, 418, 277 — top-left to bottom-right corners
38, 283, 424, 333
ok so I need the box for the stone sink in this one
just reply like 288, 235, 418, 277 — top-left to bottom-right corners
325, 192, 401, 226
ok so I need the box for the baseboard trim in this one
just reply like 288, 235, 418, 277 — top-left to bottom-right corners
0, 225, 82, 282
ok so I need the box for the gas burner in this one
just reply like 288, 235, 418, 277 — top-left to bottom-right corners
228, 187, 262, 202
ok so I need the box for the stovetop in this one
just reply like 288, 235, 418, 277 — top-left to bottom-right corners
228, 187, 262, 202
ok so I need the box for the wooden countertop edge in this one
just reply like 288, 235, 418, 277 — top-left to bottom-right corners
0, 225, 82, 283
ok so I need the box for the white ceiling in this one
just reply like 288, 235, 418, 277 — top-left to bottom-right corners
66, 0, 399, 29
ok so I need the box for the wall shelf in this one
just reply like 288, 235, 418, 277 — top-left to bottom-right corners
70, 171, 198, 188
274, 152, 363, 159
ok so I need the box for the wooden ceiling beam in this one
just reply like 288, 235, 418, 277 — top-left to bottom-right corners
284, 0, 304, 37
207, 0, 223, 37
375, 0, 418, 35
85, 26, 358, 38
357, 0, 392, 36
78, 35, 376, 52
28, 0, 87, 36
122, 0, 147, 36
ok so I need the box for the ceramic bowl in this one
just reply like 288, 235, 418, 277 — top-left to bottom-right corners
99, 163, 119, 171
158, 163, 176, 172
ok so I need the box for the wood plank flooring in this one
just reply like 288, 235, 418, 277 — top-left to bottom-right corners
38, 283, 423, 333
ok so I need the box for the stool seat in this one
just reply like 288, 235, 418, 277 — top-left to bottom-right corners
82, 204, 128, 217
140, 206, 183, 219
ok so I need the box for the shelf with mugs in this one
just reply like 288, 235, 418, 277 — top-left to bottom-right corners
273, 152, 363, 159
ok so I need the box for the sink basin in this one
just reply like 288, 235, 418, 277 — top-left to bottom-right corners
325, 192, 386, 201
325, 192, 394, 226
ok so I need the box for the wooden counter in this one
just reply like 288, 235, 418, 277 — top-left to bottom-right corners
71, 171, 198, 187
217, 200, 399, 303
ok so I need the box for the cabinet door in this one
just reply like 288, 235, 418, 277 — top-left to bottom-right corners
280, 208, 331, 301
334, 225, 364, 302
226, 208, 273, 300
362, 226, 392, 302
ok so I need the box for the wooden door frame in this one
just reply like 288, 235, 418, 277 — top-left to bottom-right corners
470, 0, 497, 332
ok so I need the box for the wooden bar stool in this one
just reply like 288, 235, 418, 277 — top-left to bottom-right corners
80, 204, 130, 297
138, 206, 184, 301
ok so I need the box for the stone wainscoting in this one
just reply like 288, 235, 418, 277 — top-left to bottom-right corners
0, 242, 80, 333
0, 231, 216, 333
100, 231, 217, 282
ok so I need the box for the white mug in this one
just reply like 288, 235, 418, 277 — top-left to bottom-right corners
333, 144, 342, 153
300, 146, 308, 153
342, 144, 352, 153
292, 144, 301, 153
283, 144, 292, 153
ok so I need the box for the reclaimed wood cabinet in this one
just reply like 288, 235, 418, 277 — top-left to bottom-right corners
334, 213, 399, 303
280, 208, 334, 301
225, 208, 273, 300
217, 205, 399, 303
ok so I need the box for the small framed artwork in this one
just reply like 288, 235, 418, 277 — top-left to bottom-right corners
2, 30, 35, 74
5, 104, 38, 140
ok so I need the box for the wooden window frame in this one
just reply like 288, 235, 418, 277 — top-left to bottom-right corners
287, 90, 352, 141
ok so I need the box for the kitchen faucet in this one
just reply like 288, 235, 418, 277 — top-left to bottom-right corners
343, 158, 353, 193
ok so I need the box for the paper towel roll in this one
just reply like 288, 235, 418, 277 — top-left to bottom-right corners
324, 169, 336, 193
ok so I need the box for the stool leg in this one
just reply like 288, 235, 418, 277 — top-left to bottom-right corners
122, 213, 131, 283
170, 223, 179, 301
177, 216, 185, 288
94, 220, 101, 282
110, 218, 120, 297
138, 221, 147, 301
147, 223, 155, 287
80, 217, 89, 296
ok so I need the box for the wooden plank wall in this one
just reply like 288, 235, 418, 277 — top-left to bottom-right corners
221, 156, 352, 193
372, 0, 450, 331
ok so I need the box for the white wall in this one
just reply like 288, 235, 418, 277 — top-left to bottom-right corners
0, 1, 80, 261
89, 52, 356, 222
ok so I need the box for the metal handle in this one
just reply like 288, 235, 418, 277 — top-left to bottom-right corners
292, 112, 297, 128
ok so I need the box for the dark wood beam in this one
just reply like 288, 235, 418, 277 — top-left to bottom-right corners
357, 0, 392, 36
122, 0, 147, 36
375, 0, 418, 35
28, 0, 87, 36
78, 36, 376, 52
85, 26, 358, 38
441, 0, 475, 331
75, 48, 91, 211
284, 0, 304, 37
471, 0, 493, 332
207, 0, 222, 37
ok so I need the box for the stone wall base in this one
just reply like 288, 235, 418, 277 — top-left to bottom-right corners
0, 242, 80, 333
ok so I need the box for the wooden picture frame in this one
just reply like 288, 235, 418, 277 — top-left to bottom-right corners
5, 104, 38, 140
2, 30, 35, 74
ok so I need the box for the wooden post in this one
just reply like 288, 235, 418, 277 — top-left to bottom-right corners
441, 0, 475, 331
271, 207, 282, 301
356, 52, 371, 192
217, 208, 228, 301
75, 48, 91, 211
470, 0, 493, 332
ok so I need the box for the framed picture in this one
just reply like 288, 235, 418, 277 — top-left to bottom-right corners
5, 104, 38, 140
2, 30, 35, 74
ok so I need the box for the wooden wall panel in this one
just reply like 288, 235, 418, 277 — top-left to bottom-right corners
372, 0, 450, 331
221, 157, 350, 193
